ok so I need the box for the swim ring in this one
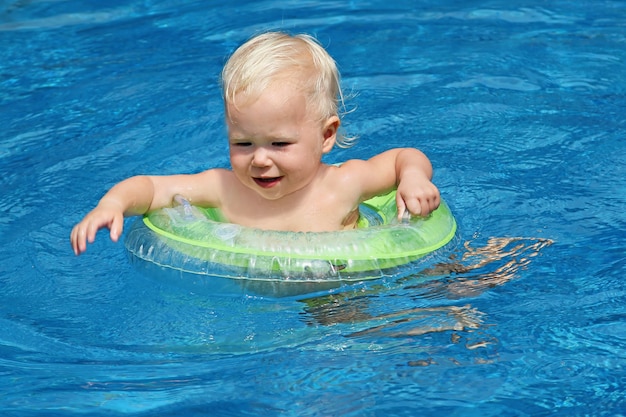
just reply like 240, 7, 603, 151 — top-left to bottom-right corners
125, 190, 456, 284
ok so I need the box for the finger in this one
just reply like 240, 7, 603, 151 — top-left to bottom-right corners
423, 200, 433, 217
109, 215, 124, 242
396, 193, 407, 221
429, 196, 440, 214
86, 221, 100, 244
424, 203, 432, 216
425, 193, 440, 215
405, 198, 423, 217
70, 227, 79, 255
73, 226, 88, 255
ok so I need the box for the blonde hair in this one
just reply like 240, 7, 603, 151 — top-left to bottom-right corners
221, 32, 353, 147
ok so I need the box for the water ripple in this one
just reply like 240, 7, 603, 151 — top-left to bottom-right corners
0, 6, 147, 31
423, 7, 579, 25
446, 75, 541, 91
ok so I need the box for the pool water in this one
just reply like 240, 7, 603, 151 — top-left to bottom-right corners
1, 0, 625, 416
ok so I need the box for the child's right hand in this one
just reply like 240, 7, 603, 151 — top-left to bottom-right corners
70, 202, 125, 255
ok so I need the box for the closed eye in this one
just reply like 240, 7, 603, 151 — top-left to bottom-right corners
272, 141, 291, 147
232, 141, 252, 147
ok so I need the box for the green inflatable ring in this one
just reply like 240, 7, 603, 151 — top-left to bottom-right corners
125, 189, 456, 283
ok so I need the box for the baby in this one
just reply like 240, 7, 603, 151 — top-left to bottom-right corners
70, 32, 440, 255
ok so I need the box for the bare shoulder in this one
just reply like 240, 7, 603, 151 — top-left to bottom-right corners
195, 167, 232, 182
336, 151, 400, 173
174, 168, 237, 207
327, 156, 398, 200
322, 161, 364, 187
327, 159, 372, 178
319, 161, 368, 202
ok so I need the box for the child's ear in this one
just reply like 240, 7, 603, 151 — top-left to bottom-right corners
321, 116, 340, 153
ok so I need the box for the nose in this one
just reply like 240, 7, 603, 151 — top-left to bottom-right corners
251, 147, 272, 167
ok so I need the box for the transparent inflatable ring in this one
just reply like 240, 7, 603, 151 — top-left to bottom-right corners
125, 189, 457, 282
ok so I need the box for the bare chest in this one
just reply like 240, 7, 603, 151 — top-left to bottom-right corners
220, 192, 357, 232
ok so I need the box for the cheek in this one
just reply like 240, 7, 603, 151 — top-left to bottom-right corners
229, 149, 246, 168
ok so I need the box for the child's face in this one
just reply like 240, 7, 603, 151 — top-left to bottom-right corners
226, 80, 338, 201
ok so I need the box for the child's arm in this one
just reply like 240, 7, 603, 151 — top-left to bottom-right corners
343, 148, 440, 220
392, 148, 440, 219
70, 176, 155, 255
70, 170, 224, 255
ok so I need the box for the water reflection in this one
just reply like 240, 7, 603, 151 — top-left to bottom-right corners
299, 237, 553, 363
415, 237, 554, 299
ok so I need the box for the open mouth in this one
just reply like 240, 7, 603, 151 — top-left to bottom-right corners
253, 176, 283, 188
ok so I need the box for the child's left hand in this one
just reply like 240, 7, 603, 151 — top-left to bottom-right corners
395, 174, 440, 220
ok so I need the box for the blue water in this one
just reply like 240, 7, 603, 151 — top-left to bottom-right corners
2, 1, 625, 416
